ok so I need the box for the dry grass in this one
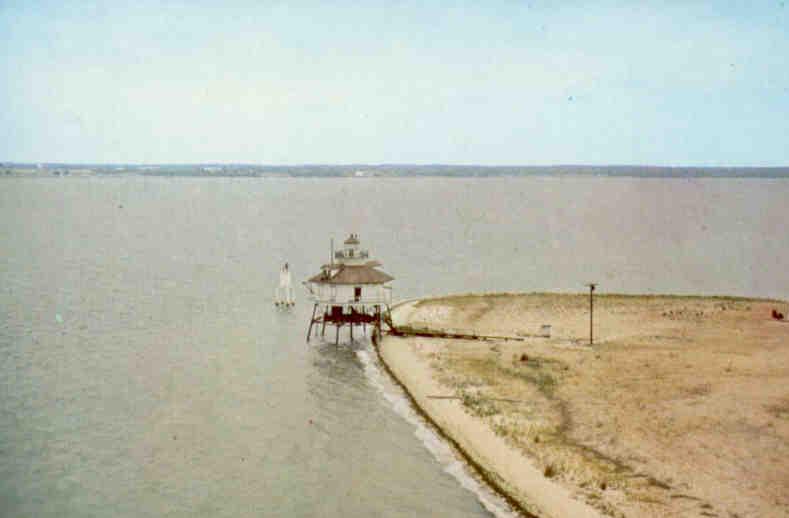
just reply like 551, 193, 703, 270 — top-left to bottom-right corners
766, 399, 789, 420
396, 293, 789, 518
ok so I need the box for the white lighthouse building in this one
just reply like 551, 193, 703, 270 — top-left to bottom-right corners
305, 234, 394, 343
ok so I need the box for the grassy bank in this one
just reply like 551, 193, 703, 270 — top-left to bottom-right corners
382, 293, 789, 517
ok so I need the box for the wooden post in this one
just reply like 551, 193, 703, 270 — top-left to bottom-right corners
335, 324, 340, 345
586, 283, 597, 345
350, 322, 354, 342
307, 303, 318, 342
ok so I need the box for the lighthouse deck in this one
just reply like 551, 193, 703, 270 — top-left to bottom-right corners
318, 307, 382, 326
307, 304, 390, 344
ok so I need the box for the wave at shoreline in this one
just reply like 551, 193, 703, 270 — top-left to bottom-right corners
356, 346, 516, 518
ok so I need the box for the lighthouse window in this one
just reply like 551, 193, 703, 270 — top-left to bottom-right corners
354, 287, 362, 301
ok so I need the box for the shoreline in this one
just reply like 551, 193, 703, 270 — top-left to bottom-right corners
374, 337, 601, 518
378, 292, 789, 517
376, 329, 603, 518
372, 338, 538, 518
378, 297, 604, 518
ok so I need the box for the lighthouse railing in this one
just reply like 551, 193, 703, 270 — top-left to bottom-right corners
306, 295, 392, 305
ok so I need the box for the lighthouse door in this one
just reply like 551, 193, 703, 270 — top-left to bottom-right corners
354, 287, 362, 302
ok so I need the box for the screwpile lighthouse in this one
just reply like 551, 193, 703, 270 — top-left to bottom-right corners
305, 234, 394, 344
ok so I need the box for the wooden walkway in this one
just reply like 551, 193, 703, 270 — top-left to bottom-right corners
388, 325, 527, 342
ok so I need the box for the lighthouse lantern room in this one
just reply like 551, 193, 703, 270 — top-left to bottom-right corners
305, 234, 394, 344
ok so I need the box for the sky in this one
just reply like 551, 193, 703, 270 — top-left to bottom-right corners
1, 1, 788, 166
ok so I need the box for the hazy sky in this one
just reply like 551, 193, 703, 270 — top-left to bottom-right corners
1, 1, 788, 165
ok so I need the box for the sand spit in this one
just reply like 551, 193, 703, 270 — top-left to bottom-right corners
377, 293, 789, 518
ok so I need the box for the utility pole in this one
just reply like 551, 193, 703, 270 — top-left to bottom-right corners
586, 283, 597, 345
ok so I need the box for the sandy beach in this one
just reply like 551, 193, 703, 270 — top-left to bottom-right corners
377, 293, 789, 518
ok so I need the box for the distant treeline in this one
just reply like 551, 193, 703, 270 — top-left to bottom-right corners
3, 163, 789, 178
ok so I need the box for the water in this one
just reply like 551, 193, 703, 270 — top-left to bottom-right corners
1, 176, 788, 517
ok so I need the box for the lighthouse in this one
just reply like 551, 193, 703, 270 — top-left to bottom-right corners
304, 234, 394, 344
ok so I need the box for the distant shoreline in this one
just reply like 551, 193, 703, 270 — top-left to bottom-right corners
3, 164, 789, 178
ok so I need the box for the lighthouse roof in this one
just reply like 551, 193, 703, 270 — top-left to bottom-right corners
320, 260, 381, 270
344, 234, 360, 245
308, 264, 394, 285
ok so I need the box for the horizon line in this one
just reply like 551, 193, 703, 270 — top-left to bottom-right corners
4, 162, 789, 169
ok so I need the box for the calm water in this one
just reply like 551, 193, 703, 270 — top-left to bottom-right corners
1, 176, 788, 517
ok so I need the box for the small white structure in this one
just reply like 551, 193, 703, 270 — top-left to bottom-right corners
275, 263, 295, 307
304, 234, 394, 343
